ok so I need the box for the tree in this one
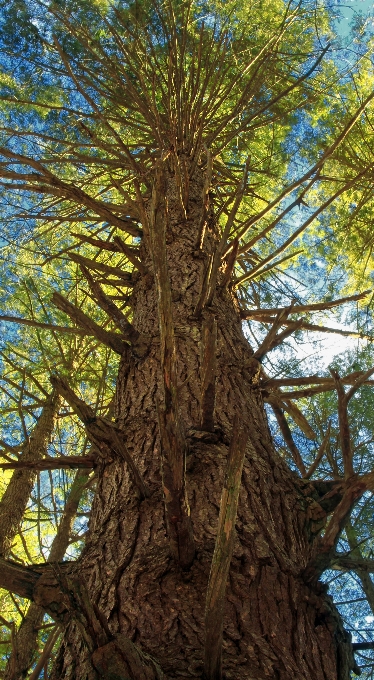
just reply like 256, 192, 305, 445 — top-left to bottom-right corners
0, 0, 374, 678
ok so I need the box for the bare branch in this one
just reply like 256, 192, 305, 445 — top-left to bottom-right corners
0, 315, 86, 335
241, 291, 371, 319
304, 422, 331, 479
52, 292, 126, 354
49, 375, 149, 499
113, 235, 148, 275
331, 556, 374, 572
78, 265, 149, 356
270, 403, 306, 476
0, 456, 95, 470
330, 370, 354, 480
68, 252, 133, 284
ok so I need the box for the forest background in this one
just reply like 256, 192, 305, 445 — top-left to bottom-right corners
0, 0, 374, 678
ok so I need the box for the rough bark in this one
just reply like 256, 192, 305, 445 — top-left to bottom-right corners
0, 391, 60, 558
48, 164, 355, 680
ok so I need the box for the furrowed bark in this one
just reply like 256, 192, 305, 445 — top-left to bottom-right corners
39, 163, 359, 680
0, 391, 60, 557
200, 313, 217, 432
150, 163, 195, 569
204, 418, 249, 680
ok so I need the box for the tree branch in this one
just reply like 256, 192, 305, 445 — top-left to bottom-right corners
304, 422, 331, 479
0, 315, 87, 335
270, 403, 306, 476
49, 375, 149, 499
241, 291, 371, 319
51, 292, 126, 354
330, 370, 354, 480
331, 556, 374, 572
0, 456, 95, 470
78, 265, 149, 356
113, 235, 148, 275
68, 252, 133, 284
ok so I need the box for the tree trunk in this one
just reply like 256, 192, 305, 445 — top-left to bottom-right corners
50, 166, 355, 680
0, 391, 59, 558
4, 468, 90, 680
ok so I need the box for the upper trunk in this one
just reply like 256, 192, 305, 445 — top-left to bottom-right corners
50, 163, 355, 680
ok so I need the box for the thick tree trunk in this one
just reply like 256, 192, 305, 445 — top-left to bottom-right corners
50, 166, 355, 680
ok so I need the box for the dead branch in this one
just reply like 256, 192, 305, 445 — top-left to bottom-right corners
270, 403, 306, 476
0, 315, 87, 334
352, 642, 374, 651
200, 313, 217, 432
71, 232, 121, 252
51, 291, 126, 354
281, 399, 316, 440
50, 375, 149, 499
330, 370, 354, 480
193, 254, 213, 318
331, 556, 374, 572
113, 235, 148, 275
0, 147, 142, 237
240, 290, 371, 319
263, 372, 374, 388
251, 316, 374, 341
204, 158, 251, 308
28, 626, 61, 680
330, 367, 374, 480
204, 416, 249, 680
196, 147, 213, 249
0, 456, 95, 470
253, 319, 303, 360
304, 422, 331, 479
78, 265, 149, 356
68, 252, 133, 283
303, 475, 371, 584
0, 558, 41, 601
220, 238, 239, 289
